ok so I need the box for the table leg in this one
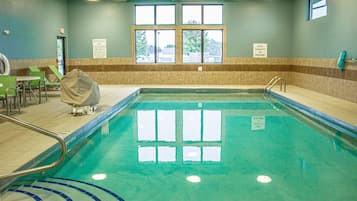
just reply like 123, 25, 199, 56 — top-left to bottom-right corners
38, 80, 41, 104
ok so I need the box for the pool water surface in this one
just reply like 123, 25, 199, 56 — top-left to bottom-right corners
3, 93, 357, 201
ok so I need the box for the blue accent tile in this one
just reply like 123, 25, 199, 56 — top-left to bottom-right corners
50, 177, 125, 201
8, 189, 42, 201
23, 185, 73, 201
37, 180, 101, 201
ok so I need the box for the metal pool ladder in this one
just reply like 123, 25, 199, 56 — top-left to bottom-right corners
265, 75, 286, 92
0, 114, 67, 180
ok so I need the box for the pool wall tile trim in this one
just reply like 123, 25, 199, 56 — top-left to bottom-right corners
270, 91, 357, 138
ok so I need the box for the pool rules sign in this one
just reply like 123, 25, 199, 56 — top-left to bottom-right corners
92, 39, 107, 58
253, 43, 268, 58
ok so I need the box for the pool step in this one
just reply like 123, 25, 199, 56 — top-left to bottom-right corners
0, 177, 124, 201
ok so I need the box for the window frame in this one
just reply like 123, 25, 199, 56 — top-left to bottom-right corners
182, 4, 223, 25
133, 3, 226, 65
182, 29, 223, 64
135, 4, 176, 25
308, 0, 328, 21
135, 29, 176, 64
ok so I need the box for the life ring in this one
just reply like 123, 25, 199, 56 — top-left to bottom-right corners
0, 53, 11, 75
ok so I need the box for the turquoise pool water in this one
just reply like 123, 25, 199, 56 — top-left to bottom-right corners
4, 93, 357, 201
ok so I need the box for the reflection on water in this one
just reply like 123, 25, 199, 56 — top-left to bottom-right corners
158, 110, 176, 141
101, 120, 110, 135
251, 116, 266, 130
137, 109, 222, 163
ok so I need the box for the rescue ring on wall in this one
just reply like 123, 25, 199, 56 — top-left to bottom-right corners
0, 53, 10, 75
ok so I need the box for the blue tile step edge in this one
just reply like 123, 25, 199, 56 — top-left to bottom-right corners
140, 88, 264, 94
0, 89, 141, 191
269, 91, 357, 139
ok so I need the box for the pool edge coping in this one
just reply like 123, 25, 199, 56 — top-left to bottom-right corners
269, 91, 357, 138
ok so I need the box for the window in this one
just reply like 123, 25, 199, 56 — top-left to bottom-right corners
135, 5, 175, 25
183, 30, 223, 63
134, 4, 225, 64
182, 5, 223, 24
308, 0, 327, 20
135, 30, 175, 63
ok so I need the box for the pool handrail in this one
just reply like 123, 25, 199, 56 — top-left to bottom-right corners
265, 76, 286, 92
0, 114, 67, 181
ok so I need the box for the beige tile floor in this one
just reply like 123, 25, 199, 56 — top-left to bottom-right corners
0, 84, 356, 178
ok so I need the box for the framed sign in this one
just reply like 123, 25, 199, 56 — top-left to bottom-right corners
253, 43, 268, 58
92, 39, 107, 58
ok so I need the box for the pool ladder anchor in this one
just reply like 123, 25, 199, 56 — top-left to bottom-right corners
0, 114, 67, 181
265, 75, 286, 92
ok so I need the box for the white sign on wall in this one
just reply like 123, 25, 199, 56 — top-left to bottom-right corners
253, 43, 268, 58
92, 39, 107, 58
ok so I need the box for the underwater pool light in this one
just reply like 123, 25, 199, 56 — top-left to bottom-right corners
92, 173, 107, 180
186, 175, 201, 183
256, 175, 272, 184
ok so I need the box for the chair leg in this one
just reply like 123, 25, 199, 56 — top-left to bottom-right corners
45, 85, 48, 102
16, 94, 21, 113
6, 96, 9, 115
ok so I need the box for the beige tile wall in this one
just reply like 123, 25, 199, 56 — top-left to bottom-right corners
291, 72, 357, 103
86, 71, 290, 85
290, 58, 357, 103
291, 57, 357, 70
67, 57, 291, 66
8, 58, 57, 75
9, 58, 56, 69
8, 57, 357, 103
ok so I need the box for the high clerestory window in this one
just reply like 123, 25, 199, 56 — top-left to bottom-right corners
182, 5, 223, 24
135, 5, 175, 25
308, 0, 328, 20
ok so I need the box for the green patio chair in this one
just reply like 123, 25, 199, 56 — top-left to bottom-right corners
48, 65, 64, 81
28, 65, 60, 90
0, 76, 21, 115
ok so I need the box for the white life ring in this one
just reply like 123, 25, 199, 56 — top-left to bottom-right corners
0, 53, 11, 75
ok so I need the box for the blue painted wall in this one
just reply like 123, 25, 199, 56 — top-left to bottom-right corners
291, 0, 357, 59
68, 0, 294, 58
225, 0, 293, 57
68, 0, 133, 58
0, 0, 67, 59
2, 0, 355, 60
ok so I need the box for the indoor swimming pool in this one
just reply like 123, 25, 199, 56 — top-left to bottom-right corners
1, 92, 357, 201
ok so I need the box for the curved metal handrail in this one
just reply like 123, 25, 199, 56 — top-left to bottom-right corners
264, 75, 280, 89
265, 76, 286, 92
0, 114, 67, 180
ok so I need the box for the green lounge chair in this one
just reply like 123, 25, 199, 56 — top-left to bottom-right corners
29, 65, 41, 72
48, 65, 64, 81
0, 76, 21, 115
28, 65, 61, 90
